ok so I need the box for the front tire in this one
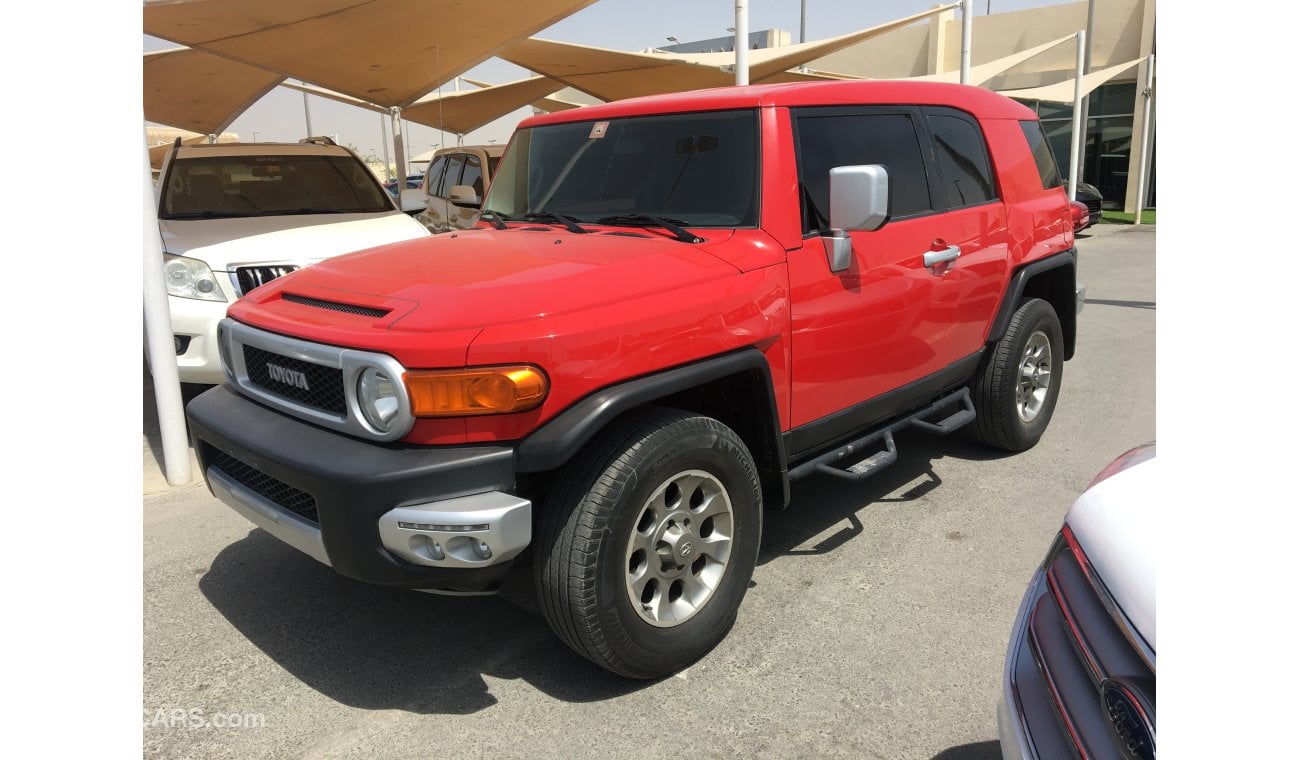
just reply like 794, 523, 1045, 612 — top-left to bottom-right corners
534, 408, 762, 679
969, 298, 1064, 451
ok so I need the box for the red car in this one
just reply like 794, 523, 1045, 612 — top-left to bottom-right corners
1070, 199, 1091, 232
188, 81, 1083, 678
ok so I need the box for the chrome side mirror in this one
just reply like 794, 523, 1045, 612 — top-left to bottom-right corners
821, 165, 889, 273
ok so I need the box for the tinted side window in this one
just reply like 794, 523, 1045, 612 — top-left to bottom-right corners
438, 155, 466, 196
927, 113, 996, 207
424, 157, 447, 197
795, 111, 932, 232
1019, 120, 1063, 189
461, 154, 484, 197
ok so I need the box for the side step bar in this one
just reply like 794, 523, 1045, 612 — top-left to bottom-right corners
788, 388, 976, 483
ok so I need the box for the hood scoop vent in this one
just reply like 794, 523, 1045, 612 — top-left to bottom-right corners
602, 230, 651, 238
518, 226, 555, 232
281, 292, 391, 318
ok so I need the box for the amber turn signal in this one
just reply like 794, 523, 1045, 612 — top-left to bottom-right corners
405, 366, 548, 417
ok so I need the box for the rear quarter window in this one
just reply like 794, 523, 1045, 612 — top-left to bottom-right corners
1019, 120, 1063, 190
925, 111, 997, 207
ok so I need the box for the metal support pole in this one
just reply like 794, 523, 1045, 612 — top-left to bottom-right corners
800, 0, 806, 43
1067, 30, 1086, 202
1133, 54, 1155, 225
301, 80, 314, 136
142, 136, 191, 486
390, 107, 407, 181
734, 0, 749, 85
379, 114, 392, 182
960, 0, 973, 84
1075, 0, 1096, 180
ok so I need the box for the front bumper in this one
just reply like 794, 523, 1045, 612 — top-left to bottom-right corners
169, 294, 227, 384
187, 384, 531, 593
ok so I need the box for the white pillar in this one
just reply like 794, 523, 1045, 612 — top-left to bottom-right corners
301, 80, 314, 136
142, 136, 191, 486
1133, 54, 1155, 225
960, 0, 973, 84
1067, 30, 1085, 202
734, 0, 749, 86
391, 107, 407, 180
379, 114, 391, 182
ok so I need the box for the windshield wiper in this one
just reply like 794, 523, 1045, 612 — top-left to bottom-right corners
595, 214, 704, 243
524, 212, 591, 234
478, 208, 510, 230
163, 211, 254, 220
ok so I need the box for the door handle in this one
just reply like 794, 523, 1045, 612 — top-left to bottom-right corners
924, 245, 961, 268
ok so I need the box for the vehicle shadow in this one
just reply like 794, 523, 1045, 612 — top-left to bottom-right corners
760, 428, 1012, 564
198, 530, 649, 715
930, 740, 1001, 760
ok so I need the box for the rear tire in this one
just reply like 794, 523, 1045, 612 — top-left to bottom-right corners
969, 298, 1064, 451
533, 408, 762, 679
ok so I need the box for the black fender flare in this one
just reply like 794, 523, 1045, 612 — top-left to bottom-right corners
987, 248, 1078, 360
515, 348, 789, 508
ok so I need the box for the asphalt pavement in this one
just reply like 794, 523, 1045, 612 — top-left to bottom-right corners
143, 223, 1156, 759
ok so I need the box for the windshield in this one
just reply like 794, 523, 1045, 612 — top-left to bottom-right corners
160, 154, 393, 219
483, 110, 758, 227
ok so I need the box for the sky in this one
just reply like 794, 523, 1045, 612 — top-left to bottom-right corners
143, 0, 1074, 172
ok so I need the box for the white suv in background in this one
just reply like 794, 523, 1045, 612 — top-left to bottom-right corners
999, 444, 1157, 760
154, 138, 429, 384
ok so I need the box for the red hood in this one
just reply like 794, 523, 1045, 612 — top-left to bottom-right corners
232, 227, 743, 345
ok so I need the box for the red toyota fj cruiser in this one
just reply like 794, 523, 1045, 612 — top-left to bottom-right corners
187, 80, 1083, 679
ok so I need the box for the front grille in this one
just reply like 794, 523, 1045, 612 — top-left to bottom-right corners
235, 265, 298, 295
1018, 530, 1156, 759
243, 345, 346, 415
1083, 199, 1102, 214
282, 292, 390, 318
204, 445, 318, 523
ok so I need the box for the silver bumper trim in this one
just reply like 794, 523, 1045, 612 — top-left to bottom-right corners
1075, 285, 1086, 314
378, 491, 531, 569
998, 571, 1046, 760
208, 468, 332, 567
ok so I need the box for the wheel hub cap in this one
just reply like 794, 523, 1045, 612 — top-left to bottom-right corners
1016, 331, 1053, 422
625, 469, 734, 628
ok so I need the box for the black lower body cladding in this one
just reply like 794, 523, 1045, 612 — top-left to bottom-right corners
186, 384, 518, 591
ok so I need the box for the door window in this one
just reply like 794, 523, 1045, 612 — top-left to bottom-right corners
794, 110, 933, 233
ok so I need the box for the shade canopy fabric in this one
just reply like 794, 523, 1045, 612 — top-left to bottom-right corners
997, 58, 1143, 103
403, 76, 566, 134
910, 33, 1076, 86
143, 0, 600, 108
279, 75, 564, 135
498, 4, 955, 102
144, 47, 284, 134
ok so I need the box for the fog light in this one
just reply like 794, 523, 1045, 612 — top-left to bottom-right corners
473, 540, 492, 560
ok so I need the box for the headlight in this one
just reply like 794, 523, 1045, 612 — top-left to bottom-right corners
164, 254, 227, 302
358, 367, 403, 433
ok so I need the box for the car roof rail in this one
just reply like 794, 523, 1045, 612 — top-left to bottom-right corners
298, 135, 338, 146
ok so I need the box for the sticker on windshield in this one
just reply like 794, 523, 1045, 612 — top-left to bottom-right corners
589, 121, 609, 139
